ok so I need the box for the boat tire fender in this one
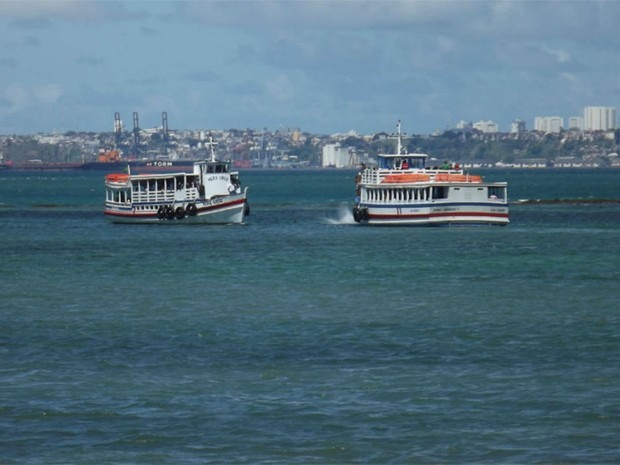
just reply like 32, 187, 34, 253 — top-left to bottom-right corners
186, 203, 198, 216
353, 207, 362, 223
244, 202, 250, 216
175, 206, 186, 220
157, 205, 166, 220
165, 206, 175, 220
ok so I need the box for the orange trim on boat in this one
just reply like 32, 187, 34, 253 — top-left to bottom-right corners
106, 173, 130, 183
434, 173, 482, 182
382, 174, 431, 183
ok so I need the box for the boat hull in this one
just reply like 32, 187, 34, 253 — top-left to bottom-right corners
104, 191, 248, 225
354, 202, 509, 226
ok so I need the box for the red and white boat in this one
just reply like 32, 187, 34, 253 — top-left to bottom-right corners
104, 140, 249, 224
353, 122, 509, 226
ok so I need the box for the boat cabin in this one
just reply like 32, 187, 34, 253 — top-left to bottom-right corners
377, 153, 428, 170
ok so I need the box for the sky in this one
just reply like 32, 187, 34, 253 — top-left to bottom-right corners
1, 0, 619, 136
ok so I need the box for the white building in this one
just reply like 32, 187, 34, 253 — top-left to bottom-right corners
534, 116, 563, 133
568, 116, 584, 130
584, 106, 616, 131
472, 120, 499, 133
456, 120, 473, 130
510, 119, 526, 134
322, 143, 356, 168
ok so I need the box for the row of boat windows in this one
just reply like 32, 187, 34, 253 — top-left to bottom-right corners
365, 187, 445, 202
364, 186, 506, 202
206, 163, 229, 173
377, 158, 426, 170
107, 189, 131, 203
131, 176, 200, 192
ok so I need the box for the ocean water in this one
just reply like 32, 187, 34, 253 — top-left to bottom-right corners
1, 168, 619, 464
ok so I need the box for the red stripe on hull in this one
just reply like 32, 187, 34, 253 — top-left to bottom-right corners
104, 197, 246, 219
371, 211, 509, 220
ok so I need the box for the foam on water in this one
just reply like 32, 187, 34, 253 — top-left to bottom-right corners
325, 204, 356, 225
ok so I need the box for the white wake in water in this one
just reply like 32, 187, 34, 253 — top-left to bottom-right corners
325, 205, 357, 225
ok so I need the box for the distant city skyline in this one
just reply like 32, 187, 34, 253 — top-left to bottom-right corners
1, 1, 620, 136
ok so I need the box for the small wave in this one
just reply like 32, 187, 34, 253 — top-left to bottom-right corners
325, 205, 356, 225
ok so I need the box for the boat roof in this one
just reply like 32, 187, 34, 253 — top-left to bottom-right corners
378, 152, 428, 159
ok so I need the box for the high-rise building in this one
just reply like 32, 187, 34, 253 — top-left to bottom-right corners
534, 116, 563, 133
322, 143, 356, 168
510, 119, 526, 134
568, 117, 584, 130
472, 120, 499, 133
583, 106, 616, 131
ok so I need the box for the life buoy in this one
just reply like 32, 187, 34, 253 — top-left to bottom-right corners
175, 206, 185, 220
186, 203, 198, 216
157, 205, 166, 219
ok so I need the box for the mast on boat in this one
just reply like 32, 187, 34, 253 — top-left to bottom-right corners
205, 136, 218, 162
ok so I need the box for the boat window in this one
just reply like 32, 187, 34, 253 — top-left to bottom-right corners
488, 186, 505, 199
411, 158, 425, 169
187, 175, 199, 188
432, 186, 448, 199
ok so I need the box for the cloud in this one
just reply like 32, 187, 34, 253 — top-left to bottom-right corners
264, 74, 295, 102
77, 55, 105, 66
185, 71, 220, 83
0, 82, 62, 115
0, 0, 145, 23
180, 0, 471, 31
1, 83, 32, 115
0, 1, 104, 20
33, 84, 63, 104
0, 58, 18, 69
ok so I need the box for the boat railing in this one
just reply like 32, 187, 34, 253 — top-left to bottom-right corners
130, 187, 199, 204
361, 168, 462, 184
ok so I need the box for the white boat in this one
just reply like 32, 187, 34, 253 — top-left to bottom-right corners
104, 139, 249, 224
353, 121, 509, 226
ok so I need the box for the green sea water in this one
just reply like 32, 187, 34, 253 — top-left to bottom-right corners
1, 169, 619, 464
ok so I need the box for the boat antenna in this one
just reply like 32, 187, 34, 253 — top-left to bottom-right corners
397, 120, 401, 156
205, 136, 218, 162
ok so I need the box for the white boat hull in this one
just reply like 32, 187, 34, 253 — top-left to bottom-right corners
104, 191, 248, 225
354, 202, 509, 226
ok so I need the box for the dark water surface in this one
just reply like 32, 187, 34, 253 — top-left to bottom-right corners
1, 169, 619, 464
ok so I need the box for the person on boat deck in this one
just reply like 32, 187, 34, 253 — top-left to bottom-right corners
440, 161, 451, 169
228, 175, 241, 194
401, 159, 409, 169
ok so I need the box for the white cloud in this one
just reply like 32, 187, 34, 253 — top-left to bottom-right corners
2, 0, 620, 134
33, 84, 63, 104
0, 82, 62, 117
542, 46, 572, 65
181, 0, 478, 30
265, 74, 295, 102
1, 83, 30, 117
0, 0, 145, 22
0, 1, 102, 20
